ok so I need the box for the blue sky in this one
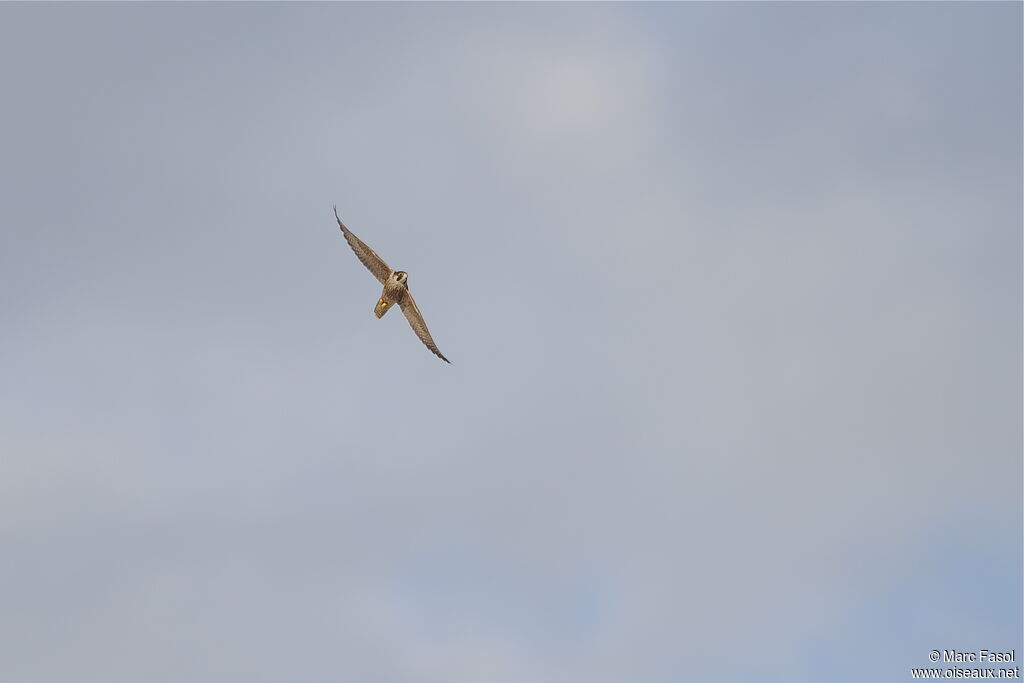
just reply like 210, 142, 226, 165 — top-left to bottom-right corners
1, 3, 1020, 682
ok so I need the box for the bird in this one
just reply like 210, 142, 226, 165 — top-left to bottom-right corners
333, 206, 451, 363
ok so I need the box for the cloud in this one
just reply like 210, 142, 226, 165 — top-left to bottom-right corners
0, 3, 1019, 682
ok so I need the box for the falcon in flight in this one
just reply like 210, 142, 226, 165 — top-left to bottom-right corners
333, 207, 451, 363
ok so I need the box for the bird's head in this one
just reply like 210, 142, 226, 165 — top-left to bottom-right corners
394, 271, 408, 285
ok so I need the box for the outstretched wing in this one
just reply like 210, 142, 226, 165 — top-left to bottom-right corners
399, 290, 451, 364
334, 206, 391, 285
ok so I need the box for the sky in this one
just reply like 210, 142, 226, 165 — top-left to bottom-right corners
0, 3, 1020, 682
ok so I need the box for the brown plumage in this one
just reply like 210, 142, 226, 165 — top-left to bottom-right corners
334, 207, 451, 364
